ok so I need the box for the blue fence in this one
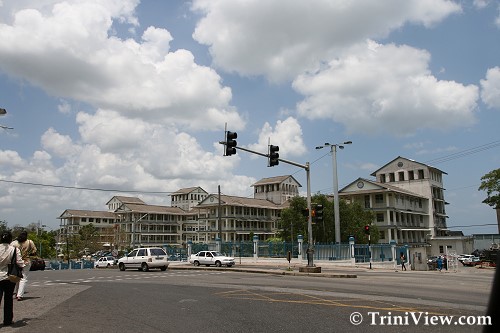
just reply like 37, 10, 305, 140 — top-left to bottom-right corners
211, 241, 395, 262
49, 260, 94, 270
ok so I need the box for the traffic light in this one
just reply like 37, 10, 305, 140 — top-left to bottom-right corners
268, 145, 279, 167
225, 131, 237, 156
315, 204, 323, 221
364, 225, 370, 235
311, 209, 316, 224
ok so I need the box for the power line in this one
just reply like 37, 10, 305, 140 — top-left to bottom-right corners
0, 179, 173, 194
448, 224, 498, 228
424, 140, 500, 165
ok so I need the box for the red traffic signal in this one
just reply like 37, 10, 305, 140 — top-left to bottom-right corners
364, 225, 370, 235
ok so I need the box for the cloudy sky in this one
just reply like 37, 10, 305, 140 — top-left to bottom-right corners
0, 0, 499, 234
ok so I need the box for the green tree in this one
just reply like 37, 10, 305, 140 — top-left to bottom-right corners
277, 196, 308, 242
30, 230, 58, 259
479, 168, 500, 209
278, 194, 376, 244
339, 200, 377, 243
73, 224, 101, 256
0, 220, 7, 234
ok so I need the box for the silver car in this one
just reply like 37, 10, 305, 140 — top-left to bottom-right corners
118, 247, 169, 272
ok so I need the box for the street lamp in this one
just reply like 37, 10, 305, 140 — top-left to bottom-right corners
132, 213, 148, 248
316, 141, 352, 244
37, 222, 47, 258
0, 107, 13, 130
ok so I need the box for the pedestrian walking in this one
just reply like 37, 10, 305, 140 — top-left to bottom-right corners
437, 256, 443, 272
10, 231, 36, 301
0, 231, 24, 326
400, 253, 407, 271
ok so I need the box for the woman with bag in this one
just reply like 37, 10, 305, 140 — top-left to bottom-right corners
0, 231, 24, 326
10, 231, 36, 301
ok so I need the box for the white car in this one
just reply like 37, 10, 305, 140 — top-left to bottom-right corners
457, 254, 474, 263
189, 251, 235, 267
94, 256, 116, 268
118, 247, 169, 272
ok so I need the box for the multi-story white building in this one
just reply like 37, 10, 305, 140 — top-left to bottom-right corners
252, 175, 301, 204
339, 156, 449, 245
58, 176, 298, 251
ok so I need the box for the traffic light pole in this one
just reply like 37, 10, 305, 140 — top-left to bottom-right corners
226, 145, 315, 267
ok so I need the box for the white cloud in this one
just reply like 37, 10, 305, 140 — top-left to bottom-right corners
293, 41, 479, 136
480, 67, 500, 108
473, 0, 490, 9
245, 117, 307, 159
0, 0, 244, 130
192, 0, 460, 82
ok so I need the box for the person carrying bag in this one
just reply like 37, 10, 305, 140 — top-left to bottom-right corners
0, 231, 25, 326
10, 231, 36, 301
8, 250, 23, 283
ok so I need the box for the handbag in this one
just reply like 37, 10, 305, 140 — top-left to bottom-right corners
8, 248, 23, 283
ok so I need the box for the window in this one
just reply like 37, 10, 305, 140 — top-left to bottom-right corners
375, 194, 383, 204
418, 169, 424, 179
408, 170, 414, 180
137, 249, 146, 256
376, 213, 384, 222
399, 171, 405, 181
364, 195, 370, 208
380, 174, 386, 183
439, 245, 444, 253
389, 173, 395, 182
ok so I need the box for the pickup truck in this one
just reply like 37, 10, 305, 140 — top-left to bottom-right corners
189, 251, 235, 267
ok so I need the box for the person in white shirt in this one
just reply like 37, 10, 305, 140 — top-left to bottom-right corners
0, 231, 25, 326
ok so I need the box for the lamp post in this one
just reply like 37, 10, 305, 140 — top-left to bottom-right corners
132, 213, 148, 248
316, 141, 352, 244
0, 107, 13, 130
37, 221, 47, 258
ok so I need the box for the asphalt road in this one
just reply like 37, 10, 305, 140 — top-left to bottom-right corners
0, 264, 495, 333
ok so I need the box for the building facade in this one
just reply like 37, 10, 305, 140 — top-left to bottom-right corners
340, 156, 449, 246
58, 175, 297, 252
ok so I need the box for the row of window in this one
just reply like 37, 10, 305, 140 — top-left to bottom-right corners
379, 169, 426, 183
171, 193, 208, 202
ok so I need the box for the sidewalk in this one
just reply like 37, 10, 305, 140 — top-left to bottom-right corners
168, 257, 496, 277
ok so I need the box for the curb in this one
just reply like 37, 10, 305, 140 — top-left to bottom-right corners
168, 264, 357, 278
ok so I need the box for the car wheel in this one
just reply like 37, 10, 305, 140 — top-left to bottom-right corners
193, 261, 200, 266
119, 263, 126, 271
141, 263, 149, 272
107, 263, 110, 267
160, 266, 167, 271
215, 261, 222, 267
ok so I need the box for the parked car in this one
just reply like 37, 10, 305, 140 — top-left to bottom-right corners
94, 256, 116, 268
118, 247, 169, 272
30, 258, 46, 271
189, 251, 235, 267
462, 256, 481, 266
457, 254, 474, 263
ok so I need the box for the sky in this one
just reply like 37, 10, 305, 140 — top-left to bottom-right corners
0, 0, 499, 235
